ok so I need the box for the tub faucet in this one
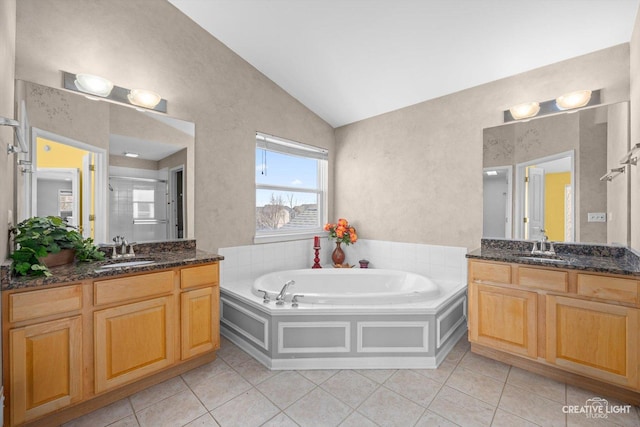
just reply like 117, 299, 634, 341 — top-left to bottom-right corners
276, 280, 295, 305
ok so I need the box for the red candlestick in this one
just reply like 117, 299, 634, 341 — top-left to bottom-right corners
314, 236, 320, 247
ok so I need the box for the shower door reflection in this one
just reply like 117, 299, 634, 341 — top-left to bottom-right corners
109, 173, 169, 242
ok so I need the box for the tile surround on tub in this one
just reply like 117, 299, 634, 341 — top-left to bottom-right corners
219, 239, 468, 284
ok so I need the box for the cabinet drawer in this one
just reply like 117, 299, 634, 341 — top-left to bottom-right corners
94, 271, 174, 306
577, 274, 639, 304
517, 267, 568, 292
9, 285, 83, 323
181, 263, 219, 289
469, 261, 511, 284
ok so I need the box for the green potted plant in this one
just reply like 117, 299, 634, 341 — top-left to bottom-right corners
9, 216, 105, 277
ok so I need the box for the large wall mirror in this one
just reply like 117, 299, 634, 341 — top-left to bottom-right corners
483, 102, 630, 246
15, 80, 195, 245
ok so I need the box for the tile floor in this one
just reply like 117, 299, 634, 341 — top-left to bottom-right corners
63, 336, 640, 427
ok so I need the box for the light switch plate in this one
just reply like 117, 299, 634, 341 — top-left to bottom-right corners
587, 212, 607, 223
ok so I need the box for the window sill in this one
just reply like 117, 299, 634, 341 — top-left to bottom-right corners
254, 230, 325, 244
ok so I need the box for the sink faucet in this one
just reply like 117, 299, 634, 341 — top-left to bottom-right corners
276, 280, 295, 305
532, 229, 555, 255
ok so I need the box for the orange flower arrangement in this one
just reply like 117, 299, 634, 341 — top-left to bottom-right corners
324, 218, 358, 245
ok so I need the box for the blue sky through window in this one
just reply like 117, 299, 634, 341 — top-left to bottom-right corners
255, 148, 318, 206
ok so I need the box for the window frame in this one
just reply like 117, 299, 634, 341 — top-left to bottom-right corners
254, 132, 328, 243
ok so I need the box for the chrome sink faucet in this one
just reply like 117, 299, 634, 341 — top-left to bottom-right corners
111, 236, 137, 258
532, 229, 555, 255
276, 280, 295, 305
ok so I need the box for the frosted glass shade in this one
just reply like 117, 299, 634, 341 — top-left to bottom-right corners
128, 89, 162, 109
509, 102, 540, 120
74, 74, 113, 97
556, 90, 592, 110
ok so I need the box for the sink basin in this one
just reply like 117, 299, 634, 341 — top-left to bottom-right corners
100, 259, 155, 269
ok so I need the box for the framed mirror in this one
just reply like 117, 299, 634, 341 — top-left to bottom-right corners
15, 80, 195, 244
483, 102, 629, 245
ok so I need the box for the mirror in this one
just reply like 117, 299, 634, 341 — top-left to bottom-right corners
483, 102, 630, 245
15, 80, 195, 244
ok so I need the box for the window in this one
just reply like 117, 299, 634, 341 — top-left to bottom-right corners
255, 132, 328, 242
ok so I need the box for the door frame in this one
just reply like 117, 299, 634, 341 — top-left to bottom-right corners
514, 150, 575, 241
29, 128, 108, 243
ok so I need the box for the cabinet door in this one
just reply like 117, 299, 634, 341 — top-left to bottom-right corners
10, 316, 82, 425
469, 283, 537, 358
181, 286, 220, 359
94, 296, 175, 393
546, 295, 639, 388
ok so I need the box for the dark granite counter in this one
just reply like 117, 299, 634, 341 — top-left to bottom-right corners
1, 240, 223, 291
467, 239, 640, 277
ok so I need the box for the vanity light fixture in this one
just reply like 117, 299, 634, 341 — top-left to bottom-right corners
124, 152, 139, 158
127, 89, 162, 109
2, 116, 27, 154
509, 102, 540, 120
62, 71, 167, 113
504, 89, 600, 123
74, 74, 114, 97
556, 90, 592, 110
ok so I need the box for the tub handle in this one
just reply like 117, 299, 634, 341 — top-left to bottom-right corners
292, 294, 304, 308
257, 289, 271, 304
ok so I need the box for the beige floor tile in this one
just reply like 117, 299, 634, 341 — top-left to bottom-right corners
129, 376, 188, 411
415, 410, 460, 426
320, 370, 378, 408
106, 415, 140, 427
189, 369, 252, 410
181, 357, 234, 387
286, 387, 352, 426
358, 387, 425, 427
384, 370, 442, 407
429, 385, 495, 427
413, 358, 458, 384
446, 365, 505, 406
507, 367, 566, 404
446, 337, 471, 364
63, 398, 134, 427
354, 369, 396, 383
491, 409, 540, 427
183, 413, 220, 427
232, 356, 279, 385
262, 412, 299, 426
136, 389, 207, 427
339, 411, 379, 427
256, 371, 316, 409
499, 384, 566, 427
211, 388, 279, 427
459, 352, 511, 382
216, 340, 254, 367
297, 369, 339, 384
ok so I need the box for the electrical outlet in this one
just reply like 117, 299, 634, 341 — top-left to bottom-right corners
587, 212, 607, 223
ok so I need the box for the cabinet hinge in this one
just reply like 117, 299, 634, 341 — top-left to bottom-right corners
524, 176, 529, 183
89, 164, 95, 172
523, 217, 528, 224
89, 214, 96, 221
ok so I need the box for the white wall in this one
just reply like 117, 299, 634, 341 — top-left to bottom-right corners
335, 45, 630, 250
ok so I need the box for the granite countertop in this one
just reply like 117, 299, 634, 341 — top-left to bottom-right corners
467, 239, 640, 277
1, 240, 224, 291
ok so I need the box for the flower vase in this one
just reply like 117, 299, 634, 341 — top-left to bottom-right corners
332, 242, 345, 266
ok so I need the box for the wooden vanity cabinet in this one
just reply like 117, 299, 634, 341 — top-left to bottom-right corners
2, 261, 220, 427
546, 295, 638, 388
5, 285, 84, 426
468, 259, 640, 402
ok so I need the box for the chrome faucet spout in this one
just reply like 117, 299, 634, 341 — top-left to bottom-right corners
276, 280, 295, 305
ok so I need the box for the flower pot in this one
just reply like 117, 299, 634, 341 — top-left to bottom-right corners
40, 249, 76, 268
331, 242, 345, 266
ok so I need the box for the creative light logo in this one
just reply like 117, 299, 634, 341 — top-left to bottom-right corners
562, 397, 632, 419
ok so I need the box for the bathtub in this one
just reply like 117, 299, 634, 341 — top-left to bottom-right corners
221, 267, 468, 370
253, 268, 440, 305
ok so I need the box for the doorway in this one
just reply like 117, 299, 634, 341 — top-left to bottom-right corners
483, 166, 512, 238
